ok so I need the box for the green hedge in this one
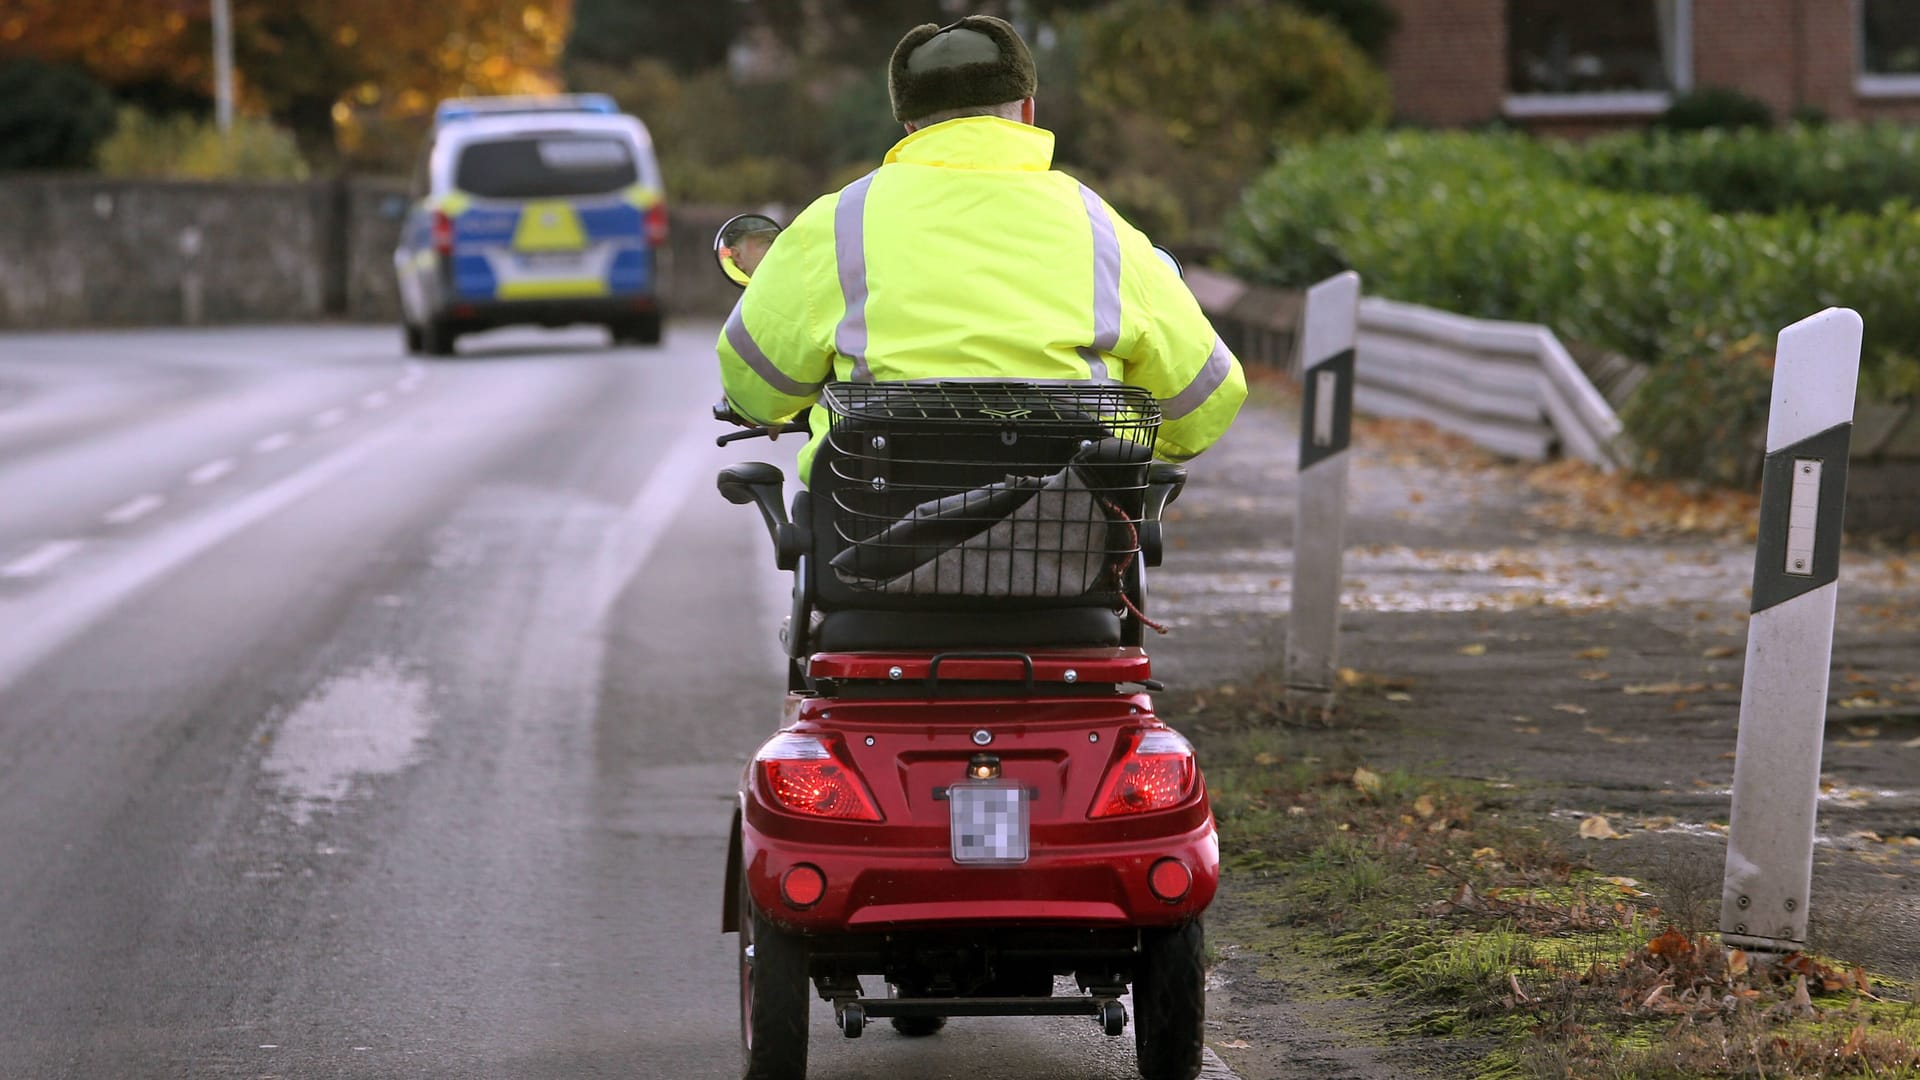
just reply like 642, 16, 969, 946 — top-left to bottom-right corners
1225, 130, 1920, 481
1560, 123, 1920, 215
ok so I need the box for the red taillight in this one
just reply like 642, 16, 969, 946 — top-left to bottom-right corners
644, 202, 668, 247
431, 210, 454, 257
1148, 858, 1193, 902
755, 733, 881, 822
1091, 729, 1197, 818
781, 864, 826, 908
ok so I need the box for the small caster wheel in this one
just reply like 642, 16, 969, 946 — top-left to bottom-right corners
1099, 998, 1126, 1037
839, 1002, 866, 1038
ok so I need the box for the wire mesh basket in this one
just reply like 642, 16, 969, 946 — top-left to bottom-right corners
818, 382, 1160, 600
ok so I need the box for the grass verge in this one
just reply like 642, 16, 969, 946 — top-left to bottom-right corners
1185, 681, 1920, 1078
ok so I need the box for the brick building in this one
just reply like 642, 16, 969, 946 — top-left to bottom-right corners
1387, 0, 1920, 132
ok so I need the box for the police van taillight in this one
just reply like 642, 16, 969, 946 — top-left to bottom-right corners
431, 210, 454, 257
645, 202, 669, 248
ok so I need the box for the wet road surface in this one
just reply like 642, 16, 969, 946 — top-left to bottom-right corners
0, 325, 1241, 1080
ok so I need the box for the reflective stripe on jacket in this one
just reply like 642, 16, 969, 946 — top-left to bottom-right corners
716, 115, 1246, 480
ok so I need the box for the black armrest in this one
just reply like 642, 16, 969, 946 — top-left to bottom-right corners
717, 464, 805, 570
1140, 463, 1188, 567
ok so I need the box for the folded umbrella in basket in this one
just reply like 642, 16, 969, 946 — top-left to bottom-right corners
829, 439, 1146, 598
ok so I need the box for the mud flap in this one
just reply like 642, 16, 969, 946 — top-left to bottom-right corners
722, 804, 744, 934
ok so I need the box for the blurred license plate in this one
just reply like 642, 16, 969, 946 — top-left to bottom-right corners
520, 252, 583, 270
949, 782, 1028, 865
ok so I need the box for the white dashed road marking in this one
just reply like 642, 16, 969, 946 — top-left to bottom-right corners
103, 494, 164, 526
311, 408, 347, 430
361, 391, 390, 409
1, 540, 83, 580
188, 458, 235, 485
254, 432, 293, 454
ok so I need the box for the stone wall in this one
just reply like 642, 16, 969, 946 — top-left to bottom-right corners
0, 174, 746, 329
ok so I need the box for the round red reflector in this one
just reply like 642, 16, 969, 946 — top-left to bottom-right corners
1148, 858, 1192, 903
781, 864, 826, 909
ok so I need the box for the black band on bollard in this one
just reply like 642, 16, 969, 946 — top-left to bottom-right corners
1297, 348, 1355, 470
1750, 421, 1852, 614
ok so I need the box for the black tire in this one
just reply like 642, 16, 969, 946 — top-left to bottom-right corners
402, 322, 422, 355
612, 313, 663, 346
1134, 920, 1206, 1080
889, 1014, 945, 1037
886, 985, 945, 1038
739, 878, 809, 1080
420, 318, 456, 358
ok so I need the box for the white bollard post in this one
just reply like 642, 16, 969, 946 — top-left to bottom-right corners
1721, 307, 1862, 952
1285, 271, 1361, 716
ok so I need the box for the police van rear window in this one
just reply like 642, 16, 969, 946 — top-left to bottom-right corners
454, 136, 638, 198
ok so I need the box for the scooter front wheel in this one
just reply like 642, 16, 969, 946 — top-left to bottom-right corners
739, 881, 809, 1080
1133, 919, 1205, 1080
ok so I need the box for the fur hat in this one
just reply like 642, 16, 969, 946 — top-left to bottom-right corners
888, 15, 1037, 124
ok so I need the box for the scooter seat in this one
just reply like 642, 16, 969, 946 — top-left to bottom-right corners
813, 607, 1122, 652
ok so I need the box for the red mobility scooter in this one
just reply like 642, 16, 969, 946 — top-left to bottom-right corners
713, 216, 1218, 1080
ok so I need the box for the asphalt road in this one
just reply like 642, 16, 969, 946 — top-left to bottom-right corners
0, 325, 1225, 1080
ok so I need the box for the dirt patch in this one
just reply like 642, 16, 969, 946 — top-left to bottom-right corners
1154, 391, 1920, 1076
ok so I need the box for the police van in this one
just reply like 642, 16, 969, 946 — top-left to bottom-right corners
394, 94, 668, 355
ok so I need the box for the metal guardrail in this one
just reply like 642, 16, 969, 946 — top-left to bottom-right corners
1189, 268, 1626, 470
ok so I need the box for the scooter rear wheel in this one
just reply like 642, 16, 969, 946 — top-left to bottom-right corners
1133, 920, 1205, 1080
739, 881, 809, 1080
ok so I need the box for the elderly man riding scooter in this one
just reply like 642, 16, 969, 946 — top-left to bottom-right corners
711, 15, 1249, 1080
716, 13, 1247, 477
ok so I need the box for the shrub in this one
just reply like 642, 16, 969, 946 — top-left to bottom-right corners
1225, 131, 1920, 478
1076, 0, 1390, 238
1655, 86, 1775, 132
96, 109, 310, 180
0, 57, 117, 171
1561, 123, 1920, 215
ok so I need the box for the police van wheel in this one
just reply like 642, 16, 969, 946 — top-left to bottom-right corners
420, 318, 457, 358
612, 315, 662, 347
402, 322, 423, 355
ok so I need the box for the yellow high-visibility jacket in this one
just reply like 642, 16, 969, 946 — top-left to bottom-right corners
716, 116, 1246, 481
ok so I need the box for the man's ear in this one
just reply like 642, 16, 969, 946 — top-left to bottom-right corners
903, 120, 918, 134
1021, 97, 1036, 125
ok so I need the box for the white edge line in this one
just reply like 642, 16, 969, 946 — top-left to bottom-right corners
361, 391, 390, 409
254, 432, 293, 454
0, 430, 401, 691
1, 539, 84, 580
103, 494, 164, 526
312, 408, 346, 429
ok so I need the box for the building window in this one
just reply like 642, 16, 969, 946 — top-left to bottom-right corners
1505, 0, 1691, 116
1860, 0, 1920, 97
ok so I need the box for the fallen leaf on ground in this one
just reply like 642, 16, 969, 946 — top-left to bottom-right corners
1702, 645, 1739, 659
1646, 929, 1693, 959
1903, 736, 1920, 749
1553, 703, 1588, 715
1579, 815, 1623, 840
1513, 725, 1541, 735
1838, 694, 1881, 709
1351, 766, 1383, 797
1726, 949, 1748, 977
1847, 725, 1880, 738
1219, 1039, 1251, 1050
1459, 643, 1488, 656
1412, 794, 1437, 819
1253, 752, 1279, 766
1579, 670, 1611, 681
1384, 691, 1413, 702
1574, 646, 1612, 660
1624, 682, 1707, 695
1603, 876, 1650, 897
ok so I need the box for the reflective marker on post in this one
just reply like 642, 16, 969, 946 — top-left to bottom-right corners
1286, 271, 1360, 716
1720, 307, 1862, 953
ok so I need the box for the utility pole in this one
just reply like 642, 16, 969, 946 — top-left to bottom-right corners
212, 0, 235, 133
